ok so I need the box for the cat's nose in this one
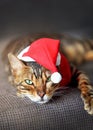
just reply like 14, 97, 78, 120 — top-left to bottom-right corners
38, 91, 45, 98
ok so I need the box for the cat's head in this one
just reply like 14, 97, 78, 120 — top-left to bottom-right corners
8, 53, 60, 104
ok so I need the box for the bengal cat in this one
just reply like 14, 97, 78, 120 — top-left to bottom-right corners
2, 33, 93, 114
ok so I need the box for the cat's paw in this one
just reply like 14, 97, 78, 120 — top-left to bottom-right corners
81, 88, 93, 115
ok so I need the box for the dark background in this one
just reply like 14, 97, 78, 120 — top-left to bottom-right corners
0, 0, 93, 39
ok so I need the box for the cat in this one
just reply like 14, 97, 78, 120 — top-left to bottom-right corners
2, 33, 93, 114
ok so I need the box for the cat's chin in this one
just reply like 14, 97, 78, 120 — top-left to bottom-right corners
25, 94, 52, 104
31, 96, 51, 104
35, 100, 49, 104
17, 92, 52, 104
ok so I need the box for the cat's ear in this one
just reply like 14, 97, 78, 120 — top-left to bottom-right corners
8, 53, 25, 74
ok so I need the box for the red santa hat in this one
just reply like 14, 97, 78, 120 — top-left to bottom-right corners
18, 38, 71, 85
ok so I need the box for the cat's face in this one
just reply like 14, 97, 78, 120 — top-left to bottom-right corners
8, 53, 60, 104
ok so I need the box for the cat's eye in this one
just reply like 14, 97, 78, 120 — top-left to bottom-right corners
25, 79, 33, 85
47, 77, 51, 82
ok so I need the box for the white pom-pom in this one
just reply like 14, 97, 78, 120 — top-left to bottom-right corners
51, 72, 62, 83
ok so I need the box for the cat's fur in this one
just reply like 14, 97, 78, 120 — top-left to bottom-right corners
2, 33, 93, 114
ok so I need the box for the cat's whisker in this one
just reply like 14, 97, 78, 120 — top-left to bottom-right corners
8, 94, 18, 98
53, 86, 71, 97
50, 97, 56, 103
53, 92, 66, 97
9, 93, 26, 101
56, 86, 69, 91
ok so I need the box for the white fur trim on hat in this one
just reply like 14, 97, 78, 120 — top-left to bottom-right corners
56, 53, 61, 66
17, 46, 35, 62
18, 46, 61, 65
51, 72, 62, 83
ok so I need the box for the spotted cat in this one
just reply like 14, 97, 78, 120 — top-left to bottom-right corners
2, 33, 93, 114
